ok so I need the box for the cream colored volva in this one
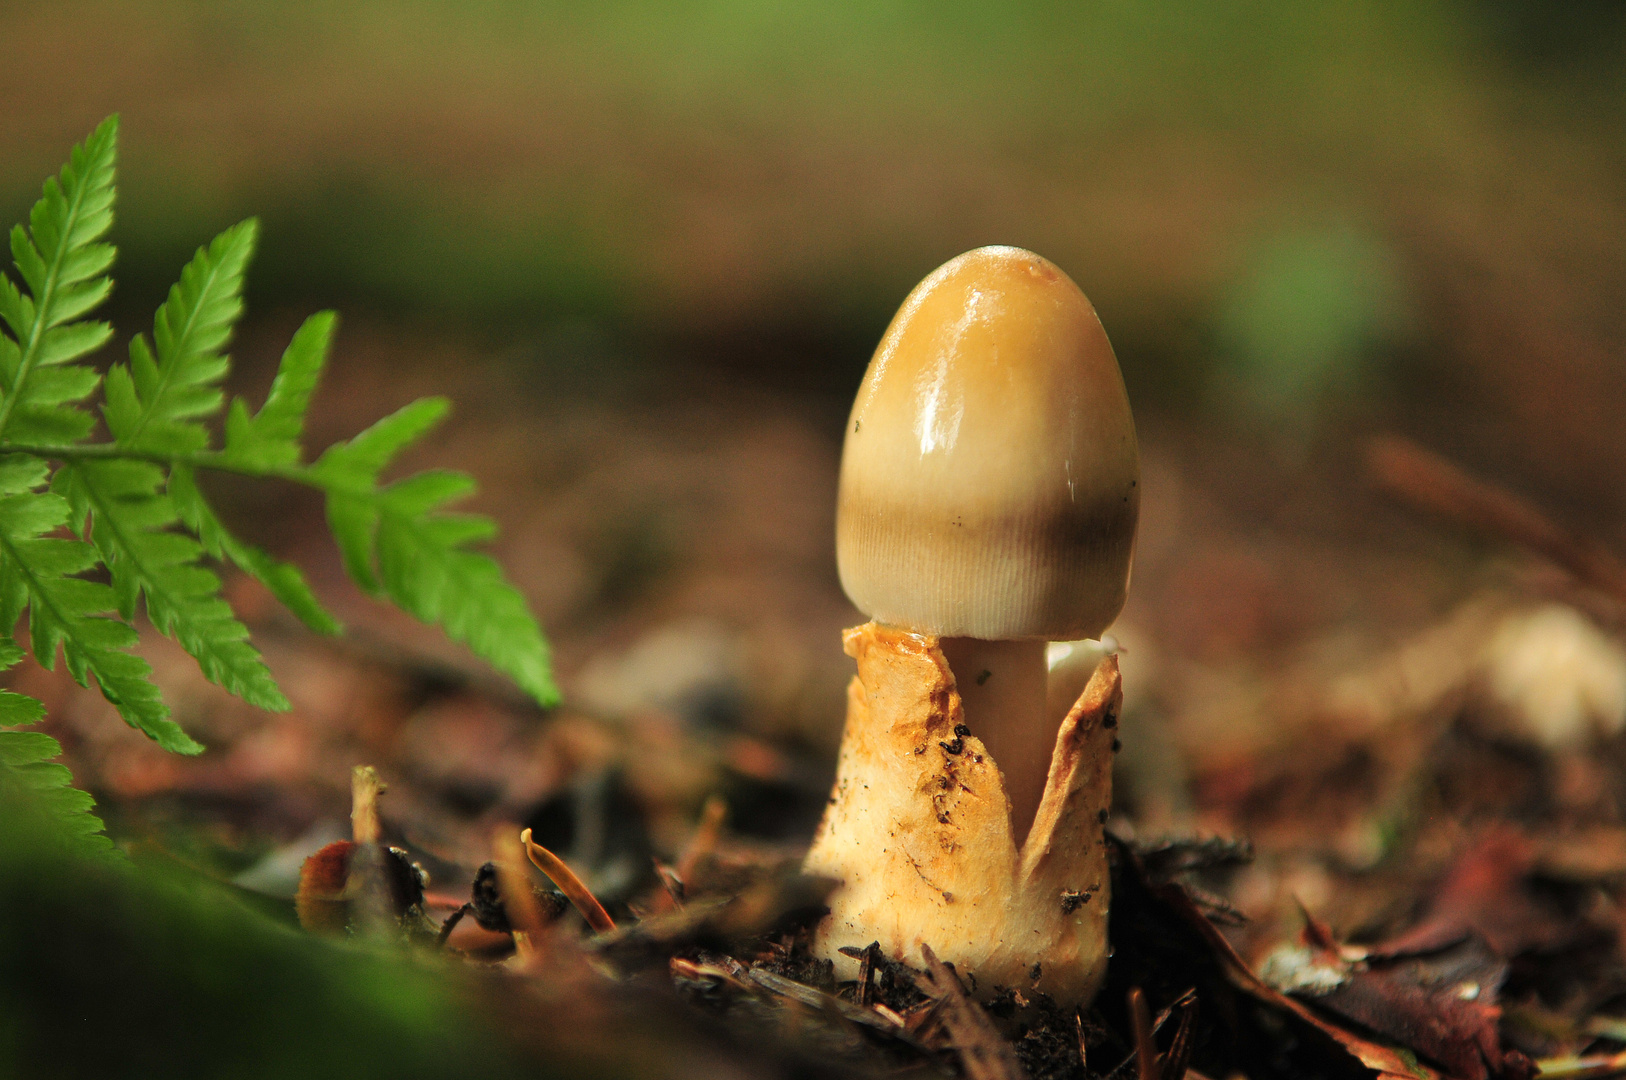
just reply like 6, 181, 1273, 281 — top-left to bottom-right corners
806, 247, 1138, 1006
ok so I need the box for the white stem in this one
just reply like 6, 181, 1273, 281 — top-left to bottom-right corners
938, 637, 1051, 846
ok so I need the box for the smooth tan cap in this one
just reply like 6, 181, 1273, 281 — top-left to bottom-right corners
836, 246, 1139, 641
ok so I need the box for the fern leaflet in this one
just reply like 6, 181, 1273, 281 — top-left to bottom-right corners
224, 310, 333, 469
0, 455, 193, 752
375, 474, 558, 706
55, 459, 287, 711
0, 117, 188, 752
104, 218, 255, 452
0, 730, 112, 856
0, 636, 109, 854
311, 405, 559, 705
66, 218, 297, 706
0, 116, 117, 446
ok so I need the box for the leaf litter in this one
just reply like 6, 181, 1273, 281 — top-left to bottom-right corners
15, 324, 1626, 1078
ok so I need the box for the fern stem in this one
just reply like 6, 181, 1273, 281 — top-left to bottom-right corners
2, 440, 285, 474
0, 442, 364, 494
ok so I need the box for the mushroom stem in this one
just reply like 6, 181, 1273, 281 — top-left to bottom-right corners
806, 622, 1118, 1005
938, 636, 1051, 845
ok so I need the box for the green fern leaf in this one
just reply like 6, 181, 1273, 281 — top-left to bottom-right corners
169, 465, 341, 636
104, 218, 256, 453
0, 115, 118, 446
202, 310, 344, 633
224, 310, 335, 469
55, 460, 288, 711
0, 455, 196, 754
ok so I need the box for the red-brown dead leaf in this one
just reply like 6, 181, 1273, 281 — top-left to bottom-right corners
1314, 934, 1532, 1080
1381, 826, 1587, 958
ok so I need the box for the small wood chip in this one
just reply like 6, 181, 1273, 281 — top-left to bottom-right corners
857, 941, 876, 1006
873, 1002, 907, 1027
670, 956, 754, 993
838, 940, 882, 1007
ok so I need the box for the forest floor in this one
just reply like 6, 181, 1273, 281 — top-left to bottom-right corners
23, 316, 1626, 1080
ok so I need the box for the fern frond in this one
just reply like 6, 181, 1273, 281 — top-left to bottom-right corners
55, 460, 288, 711
0, 455, 195, 753
0, 115, 559, 802
105, 219, 256, 453
308, 404, 558, 707
169, 465, 341, 636
0, 116, 118, 445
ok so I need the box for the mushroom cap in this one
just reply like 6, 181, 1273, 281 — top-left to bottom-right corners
836, 246, 1139, 641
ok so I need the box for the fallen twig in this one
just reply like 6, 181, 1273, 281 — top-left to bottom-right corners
648, 795, 729, 916
670, 956, 756, 995
1367, 434, 1626, 606
747, 966, 920, 1042
1161, 993, 1197, 1080
677, 795, 728, 889
437, 904, 472, 947
1130, 987, 1161, 1080
914, 944, 1027, 1080
1536, 1049, 1626, 1080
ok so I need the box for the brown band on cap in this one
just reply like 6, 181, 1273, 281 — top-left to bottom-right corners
837, 485, 1137, 640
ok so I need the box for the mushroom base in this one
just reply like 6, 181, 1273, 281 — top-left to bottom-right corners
804, 621, 1119, 1007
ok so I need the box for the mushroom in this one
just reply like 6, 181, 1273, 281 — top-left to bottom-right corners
805, 246, 1137, 1005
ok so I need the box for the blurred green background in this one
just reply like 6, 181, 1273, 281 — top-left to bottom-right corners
4, 0, 1625, 502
